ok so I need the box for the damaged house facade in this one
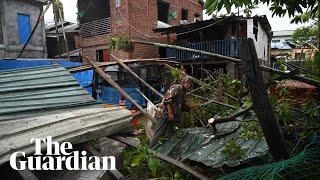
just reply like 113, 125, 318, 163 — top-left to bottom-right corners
77, 0, 204, 63
0, 0, 47, 59
155, 15, 272, 78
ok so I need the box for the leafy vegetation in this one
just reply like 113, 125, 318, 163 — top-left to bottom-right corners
221, 139, 246, 160
292, 26, 318, 43
108, 36, 133, 52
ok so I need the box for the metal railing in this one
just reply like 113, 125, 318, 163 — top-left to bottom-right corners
166, 40, 239, 60
81, 17, 111, 38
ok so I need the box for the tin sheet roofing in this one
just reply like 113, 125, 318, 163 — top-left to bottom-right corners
0, 64, 98, 119
0, 64, 133, 164
157, 121, 269, 168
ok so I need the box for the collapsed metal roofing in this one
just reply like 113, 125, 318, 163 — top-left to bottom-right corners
157, 121, 269, 168
0, 65, 132, 164
0, 64, 97, 119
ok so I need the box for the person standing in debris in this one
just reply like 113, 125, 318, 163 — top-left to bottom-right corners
149, 76, 193, 147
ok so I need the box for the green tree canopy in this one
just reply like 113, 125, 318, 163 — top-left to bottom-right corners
204, 0, 318, 23
292, 26, 318, 43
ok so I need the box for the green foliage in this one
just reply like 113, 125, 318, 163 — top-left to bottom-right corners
240, 121, 264, 140
221, 139, 246, 160
292, 26, 318, 43
168, 11, 177, 21
302, 99, 320, 122
108, 36, 133, 52
205, 0, 254, 14
121, 134, 186, 179
274, 58, 286, 71
204, 0, 318, 24
53, 0, 64, 22
170, 68, 184, 84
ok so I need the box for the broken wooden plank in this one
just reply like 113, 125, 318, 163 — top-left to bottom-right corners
90, 61, 154, 121
111, 54, 164, 98
239, 38, 289, 160
111, 136, 211, 180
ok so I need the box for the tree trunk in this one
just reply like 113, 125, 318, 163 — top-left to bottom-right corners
238, 38, 290, 160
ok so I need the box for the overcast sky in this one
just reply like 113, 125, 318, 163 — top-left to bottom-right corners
44, 0, 311, 31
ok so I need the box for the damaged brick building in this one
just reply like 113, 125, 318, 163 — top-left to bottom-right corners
77, 0, 204, 64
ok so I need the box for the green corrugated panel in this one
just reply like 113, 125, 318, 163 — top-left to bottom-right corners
0, 65, 99, 119
156, 121, 269, 168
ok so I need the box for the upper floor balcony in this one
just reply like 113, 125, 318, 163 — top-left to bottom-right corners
166, 40, 239, 61
80, 17, 111, 38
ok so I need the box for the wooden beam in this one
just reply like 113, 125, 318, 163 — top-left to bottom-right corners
90, 61, 154, 120
111, 54, 164, 98
68, 58, 178, 73
239, 39, 289, 160
132, 40, 320, 88
111, 136, 211, 180
132, 40, 241, 63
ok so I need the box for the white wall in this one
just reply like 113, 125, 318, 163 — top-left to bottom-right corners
247, 19, 270, 66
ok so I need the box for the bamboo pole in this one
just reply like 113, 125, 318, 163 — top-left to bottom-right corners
56, 7, 70, 60
132, 40, 320, 87
90, 61, 154, 120
111, 54, 164, 98
68, 58, 178, 73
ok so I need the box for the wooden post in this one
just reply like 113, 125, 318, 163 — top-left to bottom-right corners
90, 61, 153, 120
239, 39, 289, 160
111, 55, 164, 98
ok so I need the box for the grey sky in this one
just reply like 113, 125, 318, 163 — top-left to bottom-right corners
44, 0, 311, 31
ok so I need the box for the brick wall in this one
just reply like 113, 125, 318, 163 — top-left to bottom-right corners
81, 0, 203, 63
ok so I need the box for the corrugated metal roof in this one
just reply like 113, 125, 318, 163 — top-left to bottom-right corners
0, 64, 97, 118
273, 30, 294, 37
156, 121, 268, 168
0, 65, 133, 164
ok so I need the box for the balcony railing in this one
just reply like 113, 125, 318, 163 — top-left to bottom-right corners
81, 17, 111, 38
166, 40, 239, 60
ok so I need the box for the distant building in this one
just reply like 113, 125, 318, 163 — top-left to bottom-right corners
45, 21, 81, 61
0, 0, 47, 59
154, 15, 272, 78
272, 30, 294, 43
77, 0, 204, 64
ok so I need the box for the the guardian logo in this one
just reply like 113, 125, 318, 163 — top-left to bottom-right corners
10, 137, 116, 171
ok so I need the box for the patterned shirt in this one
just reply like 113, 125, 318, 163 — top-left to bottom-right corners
157, 84, 187, 123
